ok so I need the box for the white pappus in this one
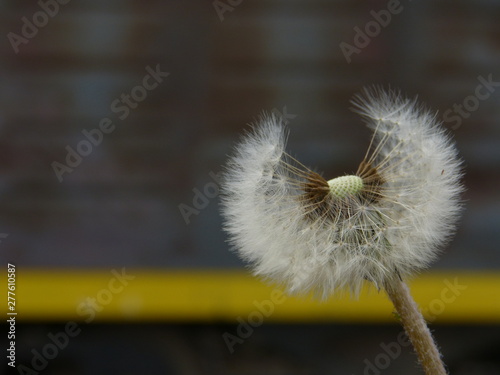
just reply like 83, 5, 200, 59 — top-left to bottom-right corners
221, 88, 463, 299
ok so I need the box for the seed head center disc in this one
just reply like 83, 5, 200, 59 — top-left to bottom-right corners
327, 175, 364, 198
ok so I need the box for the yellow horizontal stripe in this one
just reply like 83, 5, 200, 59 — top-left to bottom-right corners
6, 269, 500, 323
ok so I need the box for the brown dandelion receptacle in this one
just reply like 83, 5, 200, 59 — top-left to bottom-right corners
301, 158, 385, 222
357, 160, 385, 203
302, 172, 331, 219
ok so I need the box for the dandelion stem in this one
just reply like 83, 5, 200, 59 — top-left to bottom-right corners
384, 278, 447, 375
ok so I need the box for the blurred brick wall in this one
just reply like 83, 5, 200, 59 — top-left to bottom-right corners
0, 0, 499, 268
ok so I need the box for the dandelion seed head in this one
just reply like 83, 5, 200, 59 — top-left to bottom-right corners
221, 88, 463, 299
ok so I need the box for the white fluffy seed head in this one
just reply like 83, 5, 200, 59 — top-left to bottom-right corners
220, 88, 463, 299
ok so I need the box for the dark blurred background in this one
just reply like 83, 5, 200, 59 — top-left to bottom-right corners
1, 0, 499, 374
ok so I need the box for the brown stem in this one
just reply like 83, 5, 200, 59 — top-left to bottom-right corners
384, 277, 447, 375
